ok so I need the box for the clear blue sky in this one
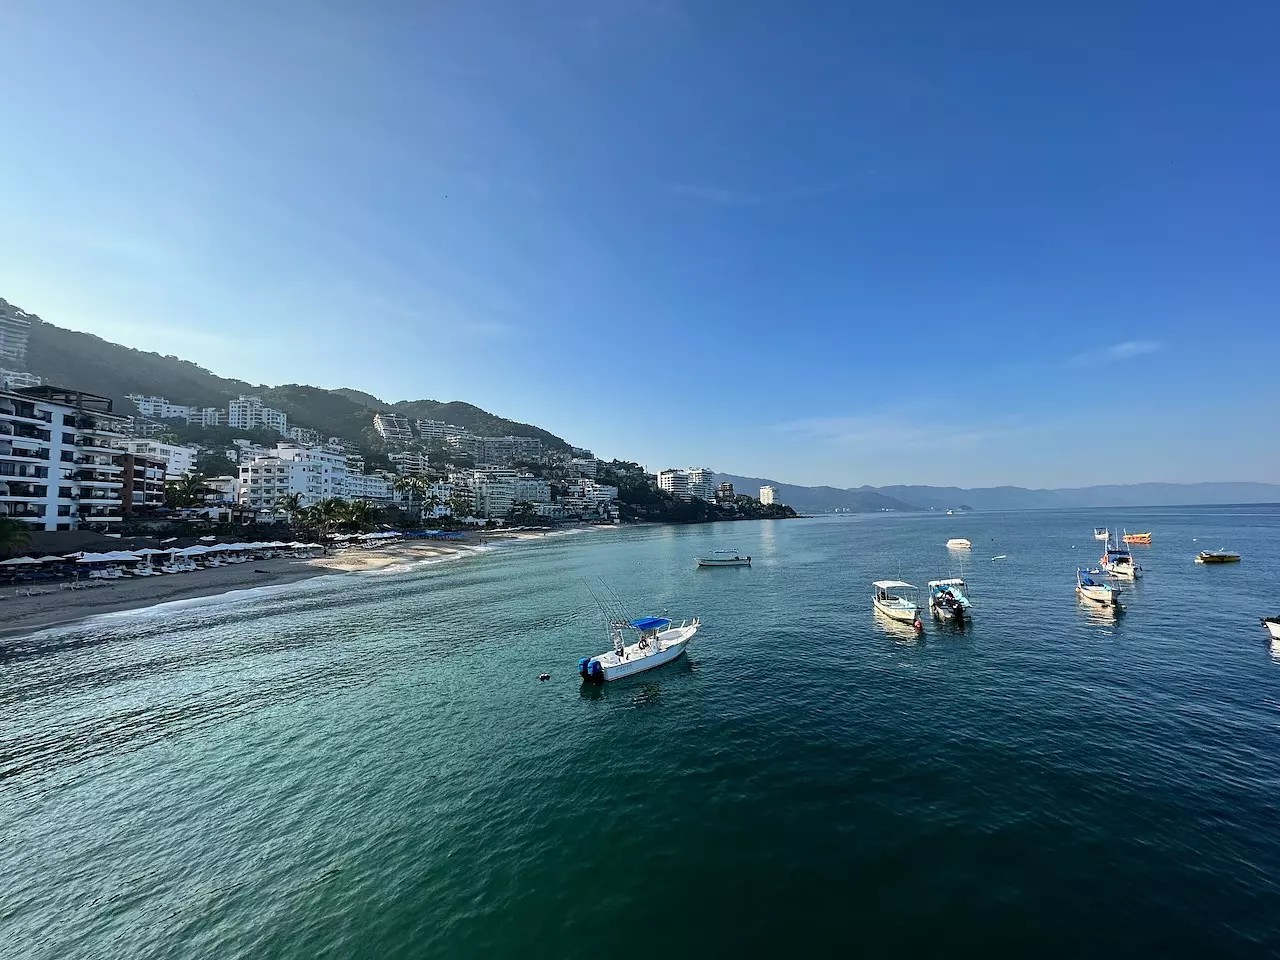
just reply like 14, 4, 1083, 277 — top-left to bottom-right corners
2, 1, 1277, 488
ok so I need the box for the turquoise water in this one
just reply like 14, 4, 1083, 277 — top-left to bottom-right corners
4, 507, 1280, 957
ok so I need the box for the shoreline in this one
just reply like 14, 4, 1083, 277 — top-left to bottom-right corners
0, 527, 611, 640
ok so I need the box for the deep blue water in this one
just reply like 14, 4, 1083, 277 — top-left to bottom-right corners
4, 506, 1280, 958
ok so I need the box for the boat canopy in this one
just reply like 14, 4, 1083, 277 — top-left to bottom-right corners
872, 580, 915, 590
629, 617, 672, 632
928, 578, 967, 588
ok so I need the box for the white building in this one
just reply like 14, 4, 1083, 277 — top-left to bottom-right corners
568, 457, 598, 478
450, 468, 523, 518
373, 413, 414, 444
236, 446, 347, 511
478, 436, 543, 466
228, 395, 288, 435
346, 471, 395, 503
416, 419, 462, 442
1, 369, 42, 390
445, 433, 483, 460
288, 426, 323, 448
122, 439, 198, 479
760, 485, 779, 505
687, 467, 716, 502
1, 386, 129, 531
187, 406, 227, 427
657, 469, 690, 500
125, 395, 195, 420
389, 450, 429, 476
0, 299, 33, 369
513, 473, 552, 504
274, 444, 348, 499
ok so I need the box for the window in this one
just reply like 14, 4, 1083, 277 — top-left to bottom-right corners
57, 507, 71, 517
57, 522, 71, 531
61, 451, 74, 462
63, 433, 75, 444
63, 415, 76, 426
59, 487, 73, 498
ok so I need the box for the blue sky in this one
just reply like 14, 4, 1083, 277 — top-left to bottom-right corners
2, 1, 1277, 488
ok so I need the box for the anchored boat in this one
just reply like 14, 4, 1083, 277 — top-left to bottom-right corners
873, 580, 921, 623
927, 577, 972, 621
1077, 568, 1121, 607
946, 538, 971, 550
1122, 530, 1152, 544
1196, 550, 1241, 564
1093, 527, 1110, 542
579, 616, 699, 682
1100, 533, 1142, 579
696, 550, 751, 567
1262, 617, 1280, 641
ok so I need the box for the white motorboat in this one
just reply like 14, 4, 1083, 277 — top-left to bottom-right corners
1093, 527, 1109, 542
946, 538, 971, 550
696, 550, 751, 567
928, 577, 972, 621
1261, 617, 1280, 641
873, 580, 921, 623
1077, 568, 1121, 607
1099, 533, 1141, 579
579, 616, 699, 682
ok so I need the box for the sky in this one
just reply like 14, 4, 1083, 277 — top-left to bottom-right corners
1, 0, 1277, 488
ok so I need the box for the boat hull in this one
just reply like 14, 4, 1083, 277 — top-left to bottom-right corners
1262, 618, 1280, 641
1196, 554, 1241, 564
584, 621, 699, 682
1077, 585, 1120, 607
696, 558, 750, 567
873, 597, 920, 623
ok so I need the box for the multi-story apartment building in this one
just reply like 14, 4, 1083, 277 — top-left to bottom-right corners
389, 450, 429, 476
373, 412, 414, 444
1, 369, 42, 390
0, 298, 33, 369
125, 395, 195, 420
657, 468, 690, 500
122, 439, 197, 479
236, 444, 348, 511
415, 419, 463, 442
513, 473, 552, 505
187, 406, 227, 427
228, 395, 289, 435
274, 445, 347, 498
568, 457, 598, 478
760, 485, 779, 505
716, 482, 736, 504
687, 467, 716, 502
345, 471, 394, 503
563, 478, 619, 506
478, 436, 543, 466
1, 386, 129, 531
445, 433, 483, 461
288, 426, 323, 448
120, 452, 168, 513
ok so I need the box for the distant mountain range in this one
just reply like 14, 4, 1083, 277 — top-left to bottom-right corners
21, 316, 572, 451
717, 475, 1280, 513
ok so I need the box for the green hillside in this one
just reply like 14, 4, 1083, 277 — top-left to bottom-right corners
20, 317, 572, 451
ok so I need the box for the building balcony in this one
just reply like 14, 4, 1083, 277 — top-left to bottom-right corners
1, 444, 50, 461
74, 457, 124, 472
0, 504, 46, 520
0, 405, 52, 426
0, 480, 48, 499
74, 476, 125, 488
74, 439, 126, 455
77, 492, 123, 505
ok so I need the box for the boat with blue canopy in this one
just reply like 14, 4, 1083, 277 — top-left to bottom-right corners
579, 615, 700, 682
1099, 531, 1142, 579
1077, 568, 1122, 607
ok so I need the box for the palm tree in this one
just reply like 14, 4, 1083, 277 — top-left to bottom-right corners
394, 475, 430, 522
164, 472, 209, 508
447, 494, 472, 518
0, 516, 34, 557
422, 493, 441, 520
276, 492, 304, 527
337, 499, 377, 532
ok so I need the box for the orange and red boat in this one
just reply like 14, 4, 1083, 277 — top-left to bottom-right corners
1122, 530, 1152, 545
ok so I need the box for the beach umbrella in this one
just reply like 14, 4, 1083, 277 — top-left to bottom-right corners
76, 554, 108, 563
0, 556, 39, 566
179, 545, 209, 556
34, 556, 67, 564
62, 552, 85, 559
134, 548, 165, 555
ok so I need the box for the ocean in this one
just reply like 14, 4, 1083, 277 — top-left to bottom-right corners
4, 506, 1280, 958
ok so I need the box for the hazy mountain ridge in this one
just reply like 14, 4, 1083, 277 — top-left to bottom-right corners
20, 317, 571, 449
718, 474, 1280, 512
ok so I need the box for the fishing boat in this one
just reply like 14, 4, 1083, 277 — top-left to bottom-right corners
1196, 550, 1241, 564
579, 616, 699, 682
696, 550, 751, 567
1099, 533, 1142, 579
946, 538, 971, 550
1077, 568, 1121, 607
1261, 617, 1280, 641
1093, 527, 1109, 542
927, 577, 971, 621
872, 580, 921, 623
1122, 530, 1152, 545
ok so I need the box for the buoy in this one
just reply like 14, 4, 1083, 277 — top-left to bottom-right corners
913, 618, 923, 634
538, 673, 551, 681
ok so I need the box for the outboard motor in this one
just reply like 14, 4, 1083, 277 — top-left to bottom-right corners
588, 659, 605, 682
578, 657, 591, 679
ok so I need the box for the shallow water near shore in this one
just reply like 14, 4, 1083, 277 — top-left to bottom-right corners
4, 506, 1280, 957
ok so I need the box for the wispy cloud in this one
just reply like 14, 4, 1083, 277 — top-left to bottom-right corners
1066, 340, 1162, 368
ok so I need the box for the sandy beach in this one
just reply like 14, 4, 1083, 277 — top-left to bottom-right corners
0, 528, 602, 639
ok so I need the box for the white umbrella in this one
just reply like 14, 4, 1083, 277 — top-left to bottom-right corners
0, 556, 39, 566
134, 548, 165, 555
76, 554, 110, 564
35, 556, 67, 563
105, 551, 140, 561
179, 545, 209, 556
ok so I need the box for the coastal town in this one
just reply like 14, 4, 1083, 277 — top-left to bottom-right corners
1, 296, 792, 541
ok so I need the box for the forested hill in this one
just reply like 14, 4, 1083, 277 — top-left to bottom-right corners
20, 317, 571, 450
